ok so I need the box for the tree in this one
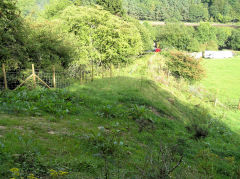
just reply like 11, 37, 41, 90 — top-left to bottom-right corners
58, 6, 143, 67
215, 27, 232, 48
195, 23, 217, 44
0, 0, 27, 67
43, 0, 73, 19
189, 4, 209, 22
228, 29, 240, 50
155, 24, 200, 52
96, 0, 124, 16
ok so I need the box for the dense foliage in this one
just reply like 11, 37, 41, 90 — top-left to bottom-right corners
165, 51, 205, 82
0, 0, 25, 67
154, 22, 237, 52
1, 0, 154, 72
96, 0, 124, 16
58, 6, 143, 68
123, 0, 240, 23
0, 0, 75, 70
155, 24, 200, 52
228, 29, 240, 50
16, 0, 240, 23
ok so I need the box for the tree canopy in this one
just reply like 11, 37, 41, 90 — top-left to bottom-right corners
123, 0, 240, 23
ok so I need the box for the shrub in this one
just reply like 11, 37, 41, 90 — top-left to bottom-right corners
58, 6, 143, 67
165, 51, 205, 82
189, 4, 209, 22
215, 27, 232, 49
155, 24, 200, 52
126, 18, 154, 51
206, 40, 219, 51
228, 29, 240, 50
137, 142, 183, 178
195, 23, 217, 45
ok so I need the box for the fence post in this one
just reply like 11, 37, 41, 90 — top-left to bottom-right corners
110, 63, 113, 78
214, 98, 218, 107
53, 66, 56, 88
2, 64, 8, 90
82, 71, 85, 83
102, 65, 104, 79
32, 64, 36, 88
238, 98, 240, 110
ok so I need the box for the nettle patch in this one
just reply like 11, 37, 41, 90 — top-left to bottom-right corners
0, 87, 83, 118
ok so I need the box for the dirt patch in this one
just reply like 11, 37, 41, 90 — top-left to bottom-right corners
14, 126, 24, 130
149, 107, 176, 120
48, 131, 56, 135
149, 107, 162, 117
0, 126, 7, 130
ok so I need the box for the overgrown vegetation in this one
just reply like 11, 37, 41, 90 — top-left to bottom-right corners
164, 51, 205, 82
123, 0, 240, 23
1, 0, 240, 178
154, 22, 239, 52
1, 54, 240, 178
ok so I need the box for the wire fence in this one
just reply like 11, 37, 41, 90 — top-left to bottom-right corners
188, 85, 240, 111
0, 70, 71, 90
1, 62, 240, 111
0, 63, 125, 91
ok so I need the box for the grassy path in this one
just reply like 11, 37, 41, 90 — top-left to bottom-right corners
143, 21, 240, 28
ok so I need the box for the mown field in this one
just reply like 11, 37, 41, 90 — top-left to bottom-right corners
200, 56, 240, 135
201, 56, 240, 101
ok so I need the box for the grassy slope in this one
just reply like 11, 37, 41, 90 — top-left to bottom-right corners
0, 54, 240, 178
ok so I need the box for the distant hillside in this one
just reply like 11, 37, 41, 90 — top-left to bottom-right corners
123, 0, 240, 23
17, 0, 240, 23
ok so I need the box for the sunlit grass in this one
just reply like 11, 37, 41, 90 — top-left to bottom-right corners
201, 56, 240, 101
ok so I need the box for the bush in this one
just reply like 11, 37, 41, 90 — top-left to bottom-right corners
58, 6, 143, 67
206, 40, 219, 51
165, 51, 205, 82
155, 24, 201, 52
228, 29, 240, 50
189, 4, 209, 22
0, 0, 27, 67
215, 27, 232, 49
0, 0, 76, 70
195, 23, 217, 45
126, 18, 154, 51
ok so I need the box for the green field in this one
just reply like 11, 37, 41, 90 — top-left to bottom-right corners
200, 56, 240, 134
201, 57, 240, 101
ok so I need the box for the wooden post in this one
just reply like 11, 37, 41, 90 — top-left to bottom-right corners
102, 65, 104, 79
91, 60, 94, 82
82, 71, 84, 82
214, 98, 218, 107
53, 66, 56, 88
2, 64, 8, 90
32, 64, 36, 88
110, 63, 113, 78
167, 70, 170, 79
79, 70, 82, 84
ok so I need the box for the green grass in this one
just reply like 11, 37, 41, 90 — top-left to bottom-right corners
201, 56, 240, 101
200, 55, 240, 136
0, 54, 240, 178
